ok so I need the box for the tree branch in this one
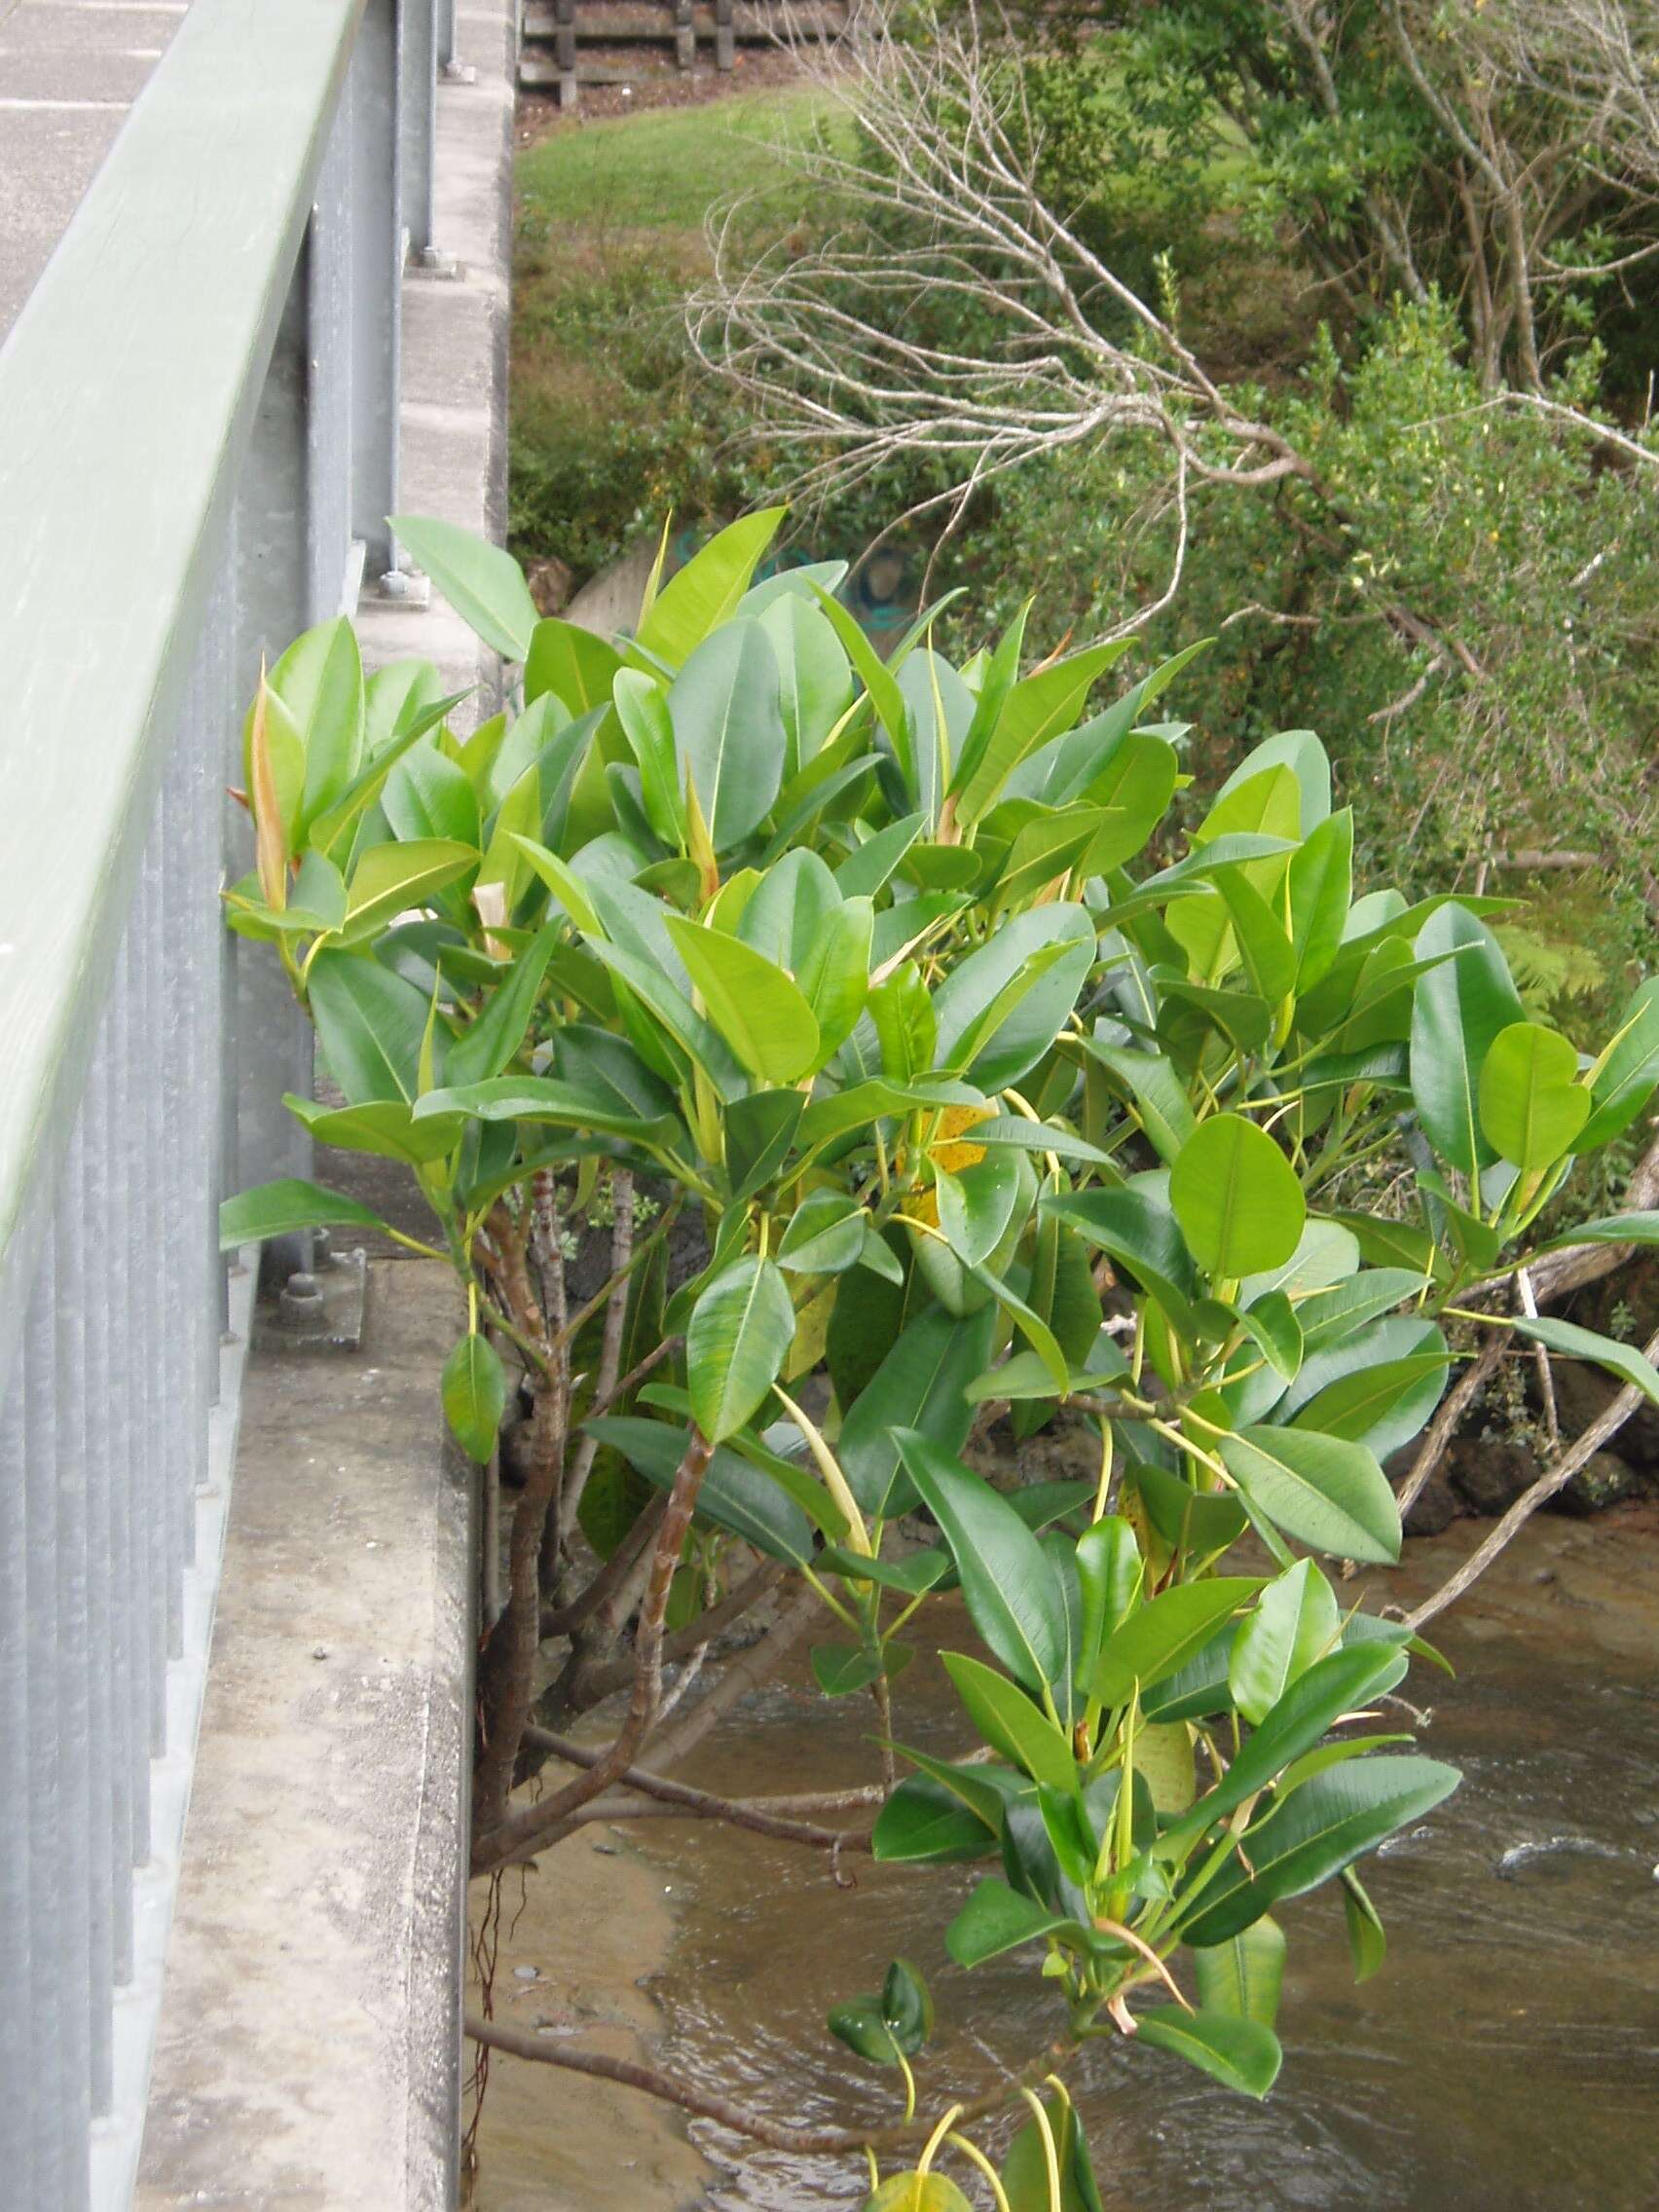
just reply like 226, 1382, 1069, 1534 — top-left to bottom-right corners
1406, 1326, 1659, 1628
474, 1425, 715, 1873
465, 2014, 1072, 2157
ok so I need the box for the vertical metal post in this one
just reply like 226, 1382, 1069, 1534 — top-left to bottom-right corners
715, 0, 734, 73
399, 0, 437, 258
133, 862, 171, 1741
674, 0, 694, 71
53, 1145, 93, 2207
554, 0, 577, 109
350, 0, 403, 582
78, 1060, 119, 2118
438, 0, 459, 72
308, 104, 356, 621
232, 269, 318, 1254
0, 1354, 36, 2205
23, 1254, 67, 2208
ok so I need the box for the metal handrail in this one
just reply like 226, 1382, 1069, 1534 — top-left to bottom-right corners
0, 3, 446, 2202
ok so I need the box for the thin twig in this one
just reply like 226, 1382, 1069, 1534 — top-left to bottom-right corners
525, 1725, 880, 1850
465, 2015, 1071, 2157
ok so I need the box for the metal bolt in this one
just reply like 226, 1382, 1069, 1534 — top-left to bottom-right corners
441, 57, 476, 84
278, 1271, 327, 1324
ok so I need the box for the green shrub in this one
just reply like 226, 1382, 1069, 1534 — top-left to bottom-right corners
222, 512, 1659, 2192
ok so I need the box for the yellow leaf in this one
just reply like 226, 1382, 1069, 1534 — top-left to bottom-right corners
249, 668, 289, 911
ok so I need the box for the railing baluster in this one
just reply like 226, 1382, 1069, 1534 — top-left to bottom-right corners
54, 1139, 94, 2205
79, 1060, 119, 2119
351, 0, 403, 586
400, 0, 438, 256
24, 1253, 67, 2207
0, 1336, 36, 2203
115, 931, 155, 1871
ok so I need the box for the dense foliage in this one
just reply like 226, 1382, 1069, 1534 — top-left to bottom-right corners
223, 513, 1659, 2200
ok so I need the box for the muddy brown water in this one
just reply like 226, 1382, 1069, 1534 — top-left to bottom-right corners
475, 1510, 1659, 2211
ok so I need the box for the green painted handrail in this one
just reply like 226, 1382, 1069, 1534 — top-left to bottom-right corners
0, 0, 367, 1345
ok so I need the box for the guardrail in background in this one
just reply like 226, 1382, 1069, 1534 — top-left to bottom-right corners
0, 3, 459, 2202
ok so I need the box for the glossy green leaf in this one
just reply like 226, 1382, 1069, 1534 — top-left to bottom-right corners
612, 667, 685, 846
1169, 1114, 1306, 1279
664, 915, 820, 1084
1233, 1289, 1304, 1382
1178, 1755, 1459, 1949
940, 1653, 1076, 1789
1291, 1345, 1449, 1458
1532, 1210, 1659, 1258
932, 904, 1096, 1089
900, 1433, 1067, 1694
638, 508, 785, 666
414, 1073, 673, 1145
585, 1415, 814, 1563
1192, 1914, 1287, 2026
667, 617, 785, 850
1409, 905, 1525, 1178
796, 895, 872, 1059
1342, 1869, 1386, 1982
1478, 1021, 1590, 1170
1092, 1579, 1262, 1705
686, 1257, 796, 1441
1220, 1425, 1400, 1563
340, 837, 476, 942
308, 950, 430, 1104
390, 514, 539, 662
1288, 808, 1353, 988
837, 1302, 996, 1518
777, 1192, 866, 1274
1075, 1517, 1144, 1682
441, 1333, 506, 1464
446, 922, 558, 1088
1228, 1560, 1340, 1725
1001, 2094, 1105, 2212
827, 1995, 903, 2067
1575, 977, 1659, 1152
756, 592, 853, 775
1509, 1317, 1659, 1410
285, 1092, 462, 1165
870, 1775, 996, 1864
722, 1088, 805, 1201
382, 741, 480, 850
945, 1876, 1079, 1968
523, 615, 622, 715
1080, 1040, 1196, 1163
1297, 1270, 1429, 1352
935, 1152, 1026, 1268
1041, 1187, 1198, 1330
955, 639, 1135, 824
218, 1178, 393, 1252
1160, 1641, 1410, 1857
268, 617, 365, 832
1132, 2008, 1281, 2100
811, 1643, 882, 1697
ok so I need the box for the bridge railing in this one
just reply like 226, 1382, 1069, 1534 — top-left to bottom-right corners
0, 4, 453, 2203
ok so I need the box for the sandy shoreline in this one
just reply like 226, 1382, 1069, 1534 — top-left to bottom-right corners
467, 1823, 710, 2211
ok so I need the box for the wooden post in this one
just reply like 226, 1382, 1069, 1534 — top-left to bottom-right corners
554, 0, 577, 110
674, 0, 694, 71
715, 0, 734, 73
